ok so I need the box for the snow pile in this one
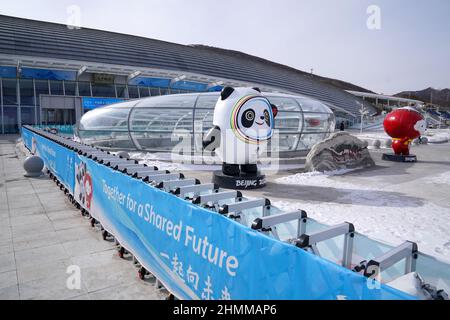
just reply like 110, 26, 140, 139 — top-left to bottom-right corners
130, 152, 185, 171
355, 128, 450, 147
275, 171, 450, 262
352, 132, 392, 149
277, 168, 360, 187
426, 171, 450, 185
426, 131, 450, 144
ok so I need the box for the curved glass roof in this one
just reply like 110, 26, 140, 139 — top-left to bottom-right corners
77, 92, 335, 153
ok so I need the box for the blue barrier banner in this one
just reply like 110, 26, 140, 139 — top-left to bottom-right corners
22, 128, 416, 300
207, 85, 224, 92
129, 77, 171, 88
82, 97, 125, 110
21, 67, 77, 81
23, 127, 76, 193
0, 66, 17, 78
22, 127, 33, 150
171, 80, 208, 92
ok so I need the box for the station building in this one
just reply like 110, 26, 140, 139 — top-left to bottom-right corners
0, 14, 374, 134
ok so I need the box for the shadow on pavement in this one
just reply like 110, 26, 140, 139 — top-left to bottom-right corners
261, 182, 424, 208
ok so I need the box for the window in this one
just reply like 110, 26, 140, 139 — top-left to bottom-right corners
3, 106, 18, 133
19, 79, 35, 106
150, 88, 161, 96
50, 80, 64, 95
78, 82, 91, 97
64, 81, 77, 96
128, 85, 139, 99
116, 85, 128, 98
20, 106, 36, 125
35, 80, 50, 106
2, 79, 17, 105
91, 83, 116, 97
139, 86, 150, 98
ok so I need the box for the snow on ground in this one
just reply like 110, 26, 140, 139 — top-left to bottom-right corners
129, 152, 188, 171
130, 152, 305, 172
275, 171, 450, 262
352, 128, 450, 149
426, 171, 450, 185
130, 152, 222, 171
426, 130, 450, 143
354, 129, 450, 140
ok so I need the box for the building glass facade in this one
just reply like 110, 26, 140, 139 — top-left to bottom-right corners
0, 67, 204, 133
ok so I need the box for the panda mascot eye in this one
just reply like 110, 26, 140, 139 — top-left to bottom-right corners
241, 109, 255, 128
264, 110, 270, 126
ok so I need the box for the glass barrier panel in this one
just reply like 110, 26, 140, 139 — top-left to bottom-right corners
274, 111, 302, 133
129, 107, 195, 151
296, 97, 332, 113
267, 96, 301, 112
303, 112, 334, 133
78, 130, 135, 149
78, 106, 131, 131
195, 94, 219, 109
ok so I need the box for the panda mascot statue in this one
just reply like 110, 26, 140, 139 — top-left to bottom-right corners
203, 86, 278, 189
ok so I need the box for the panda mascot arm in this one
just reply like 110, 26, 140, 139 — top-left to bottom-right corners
202, 87, 235, 151
202, 125, 221, 151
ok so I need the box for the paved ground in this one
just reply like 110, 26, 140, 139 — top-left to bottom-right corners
0, 135, 166, 300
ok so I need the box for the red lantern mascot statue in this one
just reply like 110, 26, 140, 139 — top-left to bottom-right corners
382, 107, 426, 162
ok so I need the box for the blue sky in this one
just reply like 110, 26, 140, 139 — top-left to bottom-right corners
0, 0, 448, 94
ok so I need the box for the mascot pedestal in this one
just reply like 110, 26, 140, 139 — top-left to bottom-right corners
213, 164, 266, 190
382, 153, 418, 162
212, 168, 266, 190
203, 87, 277, 190
382, 107, 426, 162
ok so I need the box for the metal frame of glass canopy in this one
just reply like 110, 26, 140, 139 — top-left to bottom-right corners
77, 92, 337, 155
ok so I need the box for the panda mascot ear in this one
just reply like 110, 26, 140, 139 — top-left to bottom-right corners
221, 87, 235, 100
252, 87, 261, 93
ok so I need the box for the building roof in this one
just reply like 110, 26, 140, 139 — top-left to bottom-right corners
0, 14, 374, 116
346, 90, 424, 105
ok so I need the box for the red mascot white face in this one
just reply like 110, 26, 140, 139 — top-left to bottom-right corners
84, 173, 93, 210
384, 107, 425, 139
383, 107, 425, 156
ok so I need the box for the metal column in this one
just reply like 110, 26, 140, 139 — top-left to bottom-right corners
33, 79, 38, 125
0, 78, 3, 134
16, 78, 21, 132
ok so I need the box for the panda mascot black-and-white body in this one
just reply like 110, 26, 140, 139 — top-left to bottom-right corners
203, 87, 277, 187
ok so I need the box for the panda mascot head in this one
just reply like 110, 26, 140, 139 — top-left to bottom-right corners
210, 86, 277, 165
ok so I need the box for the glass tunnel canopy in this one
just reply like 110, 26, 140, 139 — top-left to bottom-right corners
77, 92, 336, 154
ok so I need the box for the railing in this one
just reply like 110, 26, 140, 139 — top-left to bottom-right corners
32, 124, 74, 135
21, 125, 450, 300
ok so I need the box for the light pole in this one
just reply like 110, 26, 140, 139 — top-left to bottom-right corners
359, 105, 369, 134
437, 106, 441, 129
